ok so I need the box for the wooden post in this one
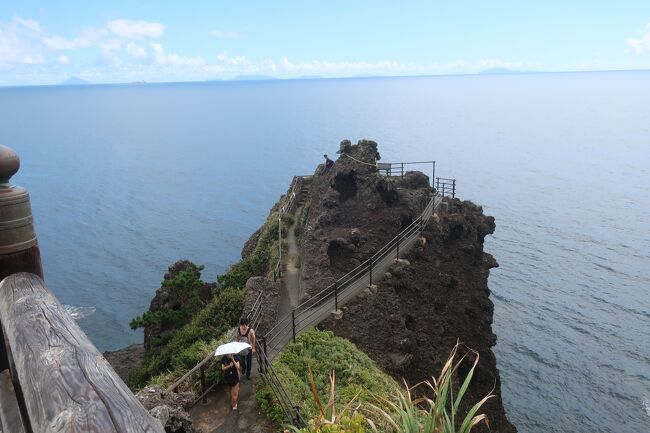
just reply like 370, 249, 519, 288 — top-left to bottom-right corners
200, 365, 207, 404
0, 273, 165, 433
0, 144, 44, 373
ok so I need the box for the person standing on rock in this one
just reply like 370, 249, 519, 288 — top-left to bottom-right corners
234, 317, 256, 380
221, 354, 240, 410
323, 154, 334, 173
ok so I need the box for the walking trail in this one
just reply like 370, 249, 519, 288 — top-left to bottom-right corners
189, 208, 304, 433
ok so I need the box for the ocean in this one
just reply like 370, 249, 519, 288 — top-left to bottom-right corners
0, 72, 648, 433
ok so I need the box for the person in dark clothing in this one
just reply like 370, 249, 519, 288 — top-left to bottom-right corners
323, 154, 334, 173
221, 354, 240, 410
233, 318, 256, 380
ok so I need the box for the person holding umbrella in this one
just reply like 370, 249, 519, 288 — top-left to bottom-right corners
216, 341, 251, 411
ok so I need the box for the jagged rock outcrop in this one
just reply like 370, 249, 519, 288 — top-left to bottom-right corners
320, 198, 516, 433
136, 387, 199, 433
103, 343, 144, 383
241, 276, 280, 336
300, 139, 432, 298
144, 260, 216, 351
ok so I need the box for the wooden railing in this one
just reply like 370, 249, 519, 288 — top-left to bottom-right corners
0, 273, 164, 433
165, 291, 264, 404
0, 145, 166, 433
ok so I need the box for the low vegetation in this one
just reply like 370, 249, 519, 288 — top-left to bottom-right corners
129, 207, 292, 389
259, 330, 493, 433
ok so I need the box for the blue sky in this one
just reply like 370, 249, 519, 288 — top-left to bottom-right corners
1, 1, 650, 85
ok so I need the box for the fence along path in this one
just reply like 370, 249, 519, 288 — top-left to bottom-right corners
256, 187, 448, 426
169, 162, 454, 428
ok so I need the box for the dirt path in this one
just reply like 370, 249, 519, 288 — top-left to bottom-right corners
189, 360, 273, 433
189, 209, 304, 433
277, 207, 303, 319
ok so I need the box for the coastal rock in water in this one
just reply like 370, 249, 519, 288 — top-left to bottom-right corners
103, 343, 144, 383
144, 260, 216, 352
320, 198, 516, 433
136, 386, 198, 433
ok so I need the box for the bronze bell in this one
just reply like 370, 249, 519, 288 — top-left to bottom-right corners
0, 144, 43, 281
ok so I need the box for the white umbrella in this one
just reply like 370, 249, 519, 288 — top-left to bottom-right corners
214, 341, 251, 357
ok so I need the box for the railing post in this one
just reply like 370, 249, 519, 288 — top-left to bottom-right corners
369, 258, 373, 286
442, 183, 446, 198
432, 161, 436, 189
291, 308, 296, 343
262, 338, 268, 373
420, 215, 424, 238
396, 236, 400, 260
0, 145, 44, 372
200, 365, 207, 404
452, 179, 456, 198
334, 281, 339, 311
401, 162, 404, 176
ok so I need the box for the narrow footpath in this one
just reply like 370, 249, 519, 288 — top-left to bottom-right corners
189, 209, 304, 433
277, 206, 304, 319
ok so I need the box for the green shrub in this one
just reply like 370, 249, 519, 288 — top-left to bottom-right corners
256, 330, 400, 429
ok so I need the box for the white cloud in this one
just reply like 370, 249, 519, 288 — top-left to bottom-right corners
211, 30, 241, 39
125, 43, 148, 59
0, 16, 46, 67
57, 54, 71, 64
43, 28, 107, 50
151, 43, 205, 66
627, 23, 650, 54
107, 19, 165, 39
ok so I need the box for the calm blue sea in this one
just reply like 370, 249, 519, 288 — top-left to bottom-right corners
1, 72, 648, 433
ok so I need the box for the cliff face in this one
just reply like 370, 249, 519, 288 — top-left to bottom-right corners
320, 198, 516, 433
299, 139, 431, 299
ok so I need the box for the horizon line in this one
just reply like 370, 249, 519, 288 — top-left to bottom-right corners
2, 67, 649, 89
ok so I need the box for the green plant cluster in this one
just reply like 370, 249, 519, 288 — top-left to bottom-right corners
129, 287, 244, 388
129, 263, 206, 336
217, 211, 292, 288
255, 330, 400, 427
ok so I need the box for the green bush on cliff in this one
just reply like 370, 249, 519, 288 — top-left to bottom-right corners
255, 329, 400, 426
129, 264, 206, 333
130, 287, 244, 387
217, 210, 292, 288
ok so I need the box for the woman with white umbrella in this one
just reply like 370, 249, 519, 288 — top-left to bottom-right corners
216, 341, 251, 411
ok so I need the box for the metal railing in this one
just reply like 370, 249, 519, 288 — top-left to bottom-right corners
165, 291, 264, 405
262, 191, 443, 360
274, 175, 310, 281
377, 160, 436, 187
435, 177, 456, 198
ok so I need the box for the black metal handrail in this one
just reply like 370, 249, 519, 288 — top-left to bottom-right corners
263, 191, 440, 357
435, 177, 456, 198
377, 160, 436, 187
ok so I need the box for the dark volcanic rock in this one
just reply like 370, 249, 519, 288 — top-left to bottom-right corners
320, 198, 516, 433
242, 276, 280, 336
144, 260, 216, 351
103, 344, 145, 383
300, 139, 431, 299
136, 386, 198, 433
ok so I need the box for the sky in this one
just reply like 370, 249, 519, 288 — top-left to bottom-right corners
1, 1, 650, 85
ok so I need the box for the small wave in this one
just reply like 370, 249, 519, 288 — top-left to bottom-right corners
63, 305, 96, 320
644, 397, 650, 418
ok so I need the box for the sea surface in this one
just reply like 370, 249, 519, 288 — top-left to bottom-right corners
0, 72, 648, 433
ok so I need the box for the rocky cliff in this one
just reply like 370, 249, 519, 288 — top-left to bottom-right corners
320, 198, 515, 432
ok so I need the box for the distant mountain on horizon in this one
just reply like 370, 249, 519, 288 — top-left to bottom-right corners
478, 67, 533, 75
230, 75, 279, 81
58, 77, 91, 85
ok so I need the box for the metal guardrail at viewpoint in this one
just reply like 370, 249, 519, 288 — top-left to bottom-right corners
377, 160, 436, 186
165, 291, 264, 405
435, 177, 456, 198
